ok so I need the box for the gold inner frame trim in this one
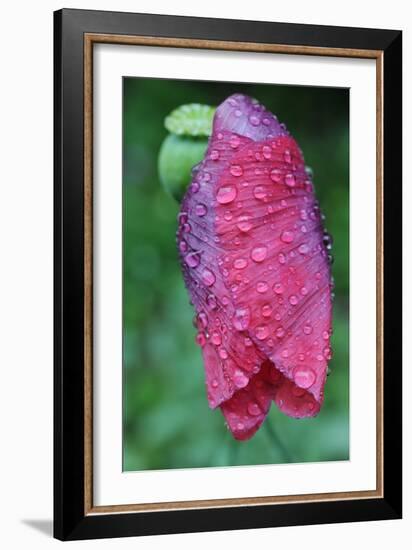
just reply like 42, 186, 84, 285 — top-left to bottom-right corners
84, 33, 384, 515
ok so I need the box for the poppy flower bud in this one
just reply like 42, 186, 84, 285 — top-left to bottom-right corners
177, 94, 333, 441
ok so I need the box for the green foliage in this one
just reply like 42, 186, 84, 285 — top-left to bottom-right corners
123, 77, 349, 471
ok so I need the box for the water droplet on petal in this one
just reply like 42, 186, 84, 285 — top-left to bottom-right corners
197, 311, 208, 329
293, 366, 316, 389
270, 168, 282, 183
185, 252, 200, 268
218, 347, 228, 359
211, 331, 222, 346
211, 378, 219, 388
285, 173, 296, 187
251, 246, 267, 263
247, 402, 261, 416
237, 214, 252, 232
202, 268, 216, 286
275, 327, 285, 338
229, 134, 241, 148
289, 294, 298, 305
179, 239, 188, 253
249, 115, 260, 126
278, 253, 286, 264
261, 303, 272, 317
234, 369, 249, 389
206, 294, 217, 309
256, 281, 269, 293
210, 149, 220, 160
217, 185, 237, 204
280, 230, 294, 243
234, 258, 248, 269
253, 185, 267, 200
262, 145, 272, 159
303, 324, 313, 335
255, 325, 269, 340
284, 149, 292, 163
195, 332, 206, 347
195, 203, 207, 217
233, 306, 251, 331
230, 164, 243, 177
298, 243, 309, 254
273, 282, 284, 294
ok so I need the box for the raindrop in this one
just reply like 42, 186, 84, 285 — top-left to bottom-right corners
218, 347, 228, 359
185, 252, 200, 268
207, 294, 217, 310
255, 325, 269, 340
256, 281, 269, 293
195, 332, 206, 347
210, 149, 220, 160
234, 370, 249, 389
195, 203, 207, 217
253, 185, 267, 200
273, 282, 284, 294
275, 327, 285, 338
249, 115, 260, 126
201, 268, 216, 287
234, 258, 248, 270
233, 306, 251, 331
247, 402, 261, 416
251, 245, 267, 263
211, 378, 219, 388
270, 168, 282, 183
261, 304, 272, 317
262, 145, 272, 159
216, 185, 237, 204
179, 240, 188, 253
197, 311, 208, 328
211, 331, 222, 346
323, 232, 333, 250
280, 230, 294, 243
284, 149, 292, 163
230, 164, 243, 177
289, 295, 298, 305
237, 214, 252, 233
285, 173, 296, 187
278, 253, 286, 264
293, 366, 316, 389
303, 324, 313, 335
229, 134, 241, 148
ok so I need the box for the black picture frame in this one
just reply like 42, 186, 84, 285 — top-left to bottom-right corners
54, 8, 402, 541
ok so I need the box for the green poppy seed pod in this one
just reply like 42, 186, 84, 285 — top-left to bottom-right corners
158, 104, 215, 202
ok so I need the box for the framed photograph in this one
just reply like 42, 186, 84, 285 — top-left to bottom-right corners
54, 8, 402, 541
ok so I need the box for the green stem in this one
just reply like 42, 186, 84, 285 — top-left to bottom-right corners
264, 420, 294, 463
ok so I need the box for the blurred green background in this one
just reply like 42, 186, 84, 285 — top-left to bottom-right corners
123, 78, 349, 471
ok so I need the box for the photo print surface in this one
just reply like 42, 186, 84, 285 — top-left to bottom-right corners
123, 77, 349, 471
